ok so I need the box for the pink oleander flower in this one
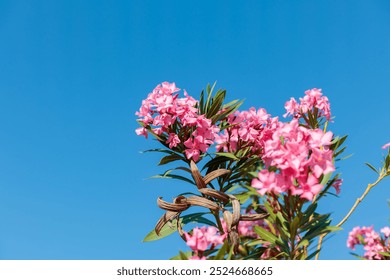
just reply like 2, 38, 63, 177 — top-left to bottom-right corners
253, 118, 335, 200
215, 107, 275, 156
381, 227, 390, 238
184, 226, 226, 253
331, 178, 343, 195
382, 142, 390, 149
135, 127, 148, 139
347, 226, 389, 260
252, 170, 287, 196
284, 88, 331, 121
136, 82, 219, 162
167, 133, 180, 148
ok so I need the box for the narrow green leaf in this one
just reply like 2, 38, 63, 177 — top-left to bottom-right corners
385, 154, 390, 169
149, 174, 195, 185
246, 239, 267, 247
324, 225, 342, 233
334, 146, 347, 158
379, 251, 390, 257
202, 156, 231, 171
204, 83, 216, 114
253, 226, 278, 244
213, 240, 228, 260
141, 148, 178, 155
365, 162, 379, 174
182, 213, 217, 227
143, 219, 180, 242
234, 192, 251, 204
320, 171, 333, 186
243, 248, 267, 260
349, 252, 366, 260
290, 215, 300, 237
306, 249, 320, 260
297, 239, 309, 249
170, 251, 192, 260
179, 251, 190, 260
199, 90, 205, 114
206, 90, 226, 119
158, 154, 184, 165
206, 83, 211, 95
215, 152, 239, 161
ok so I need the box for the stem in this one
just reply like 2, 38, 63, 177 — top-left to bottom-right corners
336, 174, 385, 227
213, 210, 224, 234
315, 173, 386, 259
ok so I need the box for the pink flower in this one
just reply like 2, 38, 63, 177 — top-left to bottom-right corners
167, 133, 180, 148
257, 118, 335, 200
347, 226, 362, 250
332, 179, 343, 195
252, 170, 287, 196
184, 226, 226, 253
381, 227, 390, 238
283, 88, 331, 121
283, 98, 298, 118
135, 127, 148, 138
347, 226, 388, 259
382, 142, 390, 149
214, 107, 273, 155
136, 82, 219, 160
293, 174, 323, 201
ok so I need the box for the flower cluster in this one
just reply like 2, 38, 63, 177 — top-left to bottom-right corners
284, 88, 331, 121
184, 226, 226, 260
215, 108, 279, 156
347, 226, 390, 260
135, 82, 219, 161
252, 118, 335, 200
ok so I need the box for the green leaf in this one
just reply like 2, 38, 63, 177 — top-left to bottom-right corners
170, 251, 192, 260
320, 171, 333, 186
202, 155, 231, 171
150, 174, 194, 185
213, 240, 229, 260
149, 173, 195, 185
234, 192, 251, 204
199, 90, 205, 114
253, 226, 278, 244
385, 154, 390, 170
143, 219, 179, 242
306, 249, 320, 260
243, 248, 267, 260
334, 146, 347, 158
215, 152, 239, 161
246, 239, 268, 247
349, 252, 366, 260
365, 162, 379, 174
179, 251, 190, 260
297, 239, 309, 249
379, 251, 390, 257
206, 90, 226, 119
158, 154, 184, 165
324, 225, 342, 233
141, 148, 179, 155
290, 215, 300, 237
204, 82, 216, 114
211, 99, 244, 123
182, 213, 217, 227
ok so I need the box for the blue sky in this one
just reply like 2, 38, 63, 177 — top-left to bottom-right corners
0, 0, 389, 260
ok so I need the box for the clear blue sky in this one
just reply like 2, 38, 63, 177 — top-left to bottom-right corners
0, 0, 389, 260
